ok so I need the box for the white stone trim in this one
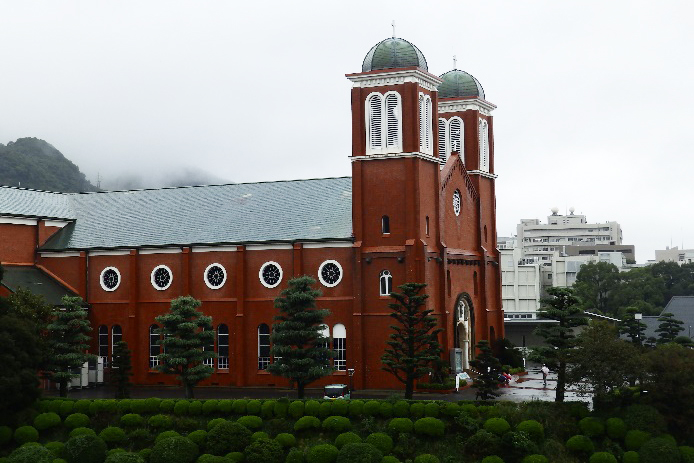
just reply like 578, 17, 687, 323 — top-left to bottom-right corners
438, 99, 496, 116
349, 151, 440, 163
0, 216, 37, 225
44, 220, 69, 228
99, 266, 121, 292
318, 260, 343, 288
39, 251, 80, 258
139, 248, 182, 255
192, 246, 238, 253
204, 262, 227, 290
302, 241, 353, 249
467, 170, 498, 179
259, 261, 283, 289
247, 244, 293, 251
150, 265, 173, 291
89, 250, 132, 256
347, 69, 443, 92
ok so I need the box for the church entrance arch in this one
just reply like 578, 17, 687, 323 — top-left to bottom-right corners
453, 294, 475, 370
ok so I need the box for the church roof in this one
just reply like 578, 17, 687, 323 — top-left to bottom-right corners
15, 177, 353, 250
362, 37, 428, 72
438, 69, 485, 99
0, 186, 75, 220
1, 265, 79, 305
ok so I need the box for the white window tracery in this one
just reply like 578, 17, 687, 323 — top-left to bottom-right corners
333, 324, 346, 371
379, 269, 392, 296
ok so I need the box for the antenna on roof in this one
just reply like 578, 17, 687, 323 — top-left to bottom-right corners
453, 55, 457, 69
391, 20, 396, 38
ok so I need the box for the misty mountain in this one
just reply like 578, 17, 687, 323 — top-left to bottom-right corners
0, 137, 98, 192
101, 168, 231, 191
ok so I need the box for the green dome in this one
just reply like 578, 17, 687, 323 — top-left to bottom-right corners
362, 37, 428, 72
438, 69, 485, 99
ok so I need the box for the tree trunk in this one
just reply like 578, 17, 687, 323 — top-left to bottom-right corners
405, 376, 414, 400
556, 360, 565, 402
59, 379, 68, 398
297, 382, 305, 399
185, 383, 194, 399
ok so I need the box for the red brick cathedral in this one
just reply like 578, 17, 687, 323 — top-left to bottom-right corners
0, 37, 503, 390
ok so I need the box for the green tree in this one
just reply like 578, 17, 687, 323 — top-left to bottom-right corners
567, 322, 643, 410
470, 340, 502, 401
46, 296, 94, 397
655, 312, 684, 344
381, 283, 443, 399
110, 340, 133, 399
532, 287, 587, 402
610, 267, 665, 316
7, 288, 53, 370
268, 276, 333, 399
573, 261, 621, 315
155, 296, 215, 399
619, 307, 647, 346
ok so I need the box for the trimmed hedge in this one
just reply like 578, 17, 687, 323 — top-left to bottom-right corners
64, 434, 108, 463
186, 430, 206, 446
578, 417, 604, 438
244, 438, 283, 463
381, 457, 401, 463
516, 420, 544, 442
363, 401, 380, 417
69, 427, 97, 438
149, 436, 198, 463
252, 431, 269, 440
306, 444, 339, 463
33, 413, 61, 431
335, 443, 382, 463
206, 418, 227, 432
521, 456, 548, 463
414, 418, 445, 438
261, 400, 276, 419
588, 452, 617, 463
289, 401, 305, 419
413, 455, 440, 463
566, 435, 594, 455
365, 433, 392, 454
681, 446, 694, 463
409, 403, 425, 419
202, 400, 218, 415
218, 400, 233, 414
481, 457, 504, 463
236, 415, 262, 430
104, 453, 145, 463
639, 437, 680, 463
45, 441, 65, 457
334, 432, 361, 449
232, 400, 247, 415
322, 416, 352, 433
379, 403, 392, 418
423, 403, 439, 418
246, 400, 262, 416
484, 418, 510, 436
622, 452, 639, 463
149, 415, 173, 430
393, 401, 409, 417
305, 400, 320, 417
348, 400, 364, 417
64, 414, 90, 430
13, 427, 38, 445
275, 433, 296, 448
120, 414, 145, 428
319, 402, 332, 418
159, 400, 175, 413
99, 427, 127, 447
624, 430, 651, 451
332, 400, 348, 417
7, 445, 54, 463
605, 418, 626, 440
155, 431, 181, 443
188, 401, 202, 416
286, 448, 304, 463
295, 416, 321, 432
274, 400, 289, 418
206, 422, 250, 455
0, 426, 12, 445
387, 418, 414, 434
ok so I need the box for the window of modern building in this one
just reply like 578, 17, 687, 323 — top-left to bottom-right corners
382, 215, 390, 234
380, 269, 392, 296
258, 324, 271, 370
333, 323, 347, 371
218, 324, 229, 370
149, 324, 160, 369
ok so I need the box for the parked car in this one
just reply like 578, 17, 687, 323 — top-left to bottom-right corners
324, 384, 350, 399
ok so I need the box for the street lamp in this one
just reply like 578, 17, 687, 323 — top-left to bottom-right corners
347, 368, 355, 393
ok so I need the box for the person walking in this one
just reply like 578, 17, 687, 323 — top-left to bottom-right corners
541, 364, 549, 388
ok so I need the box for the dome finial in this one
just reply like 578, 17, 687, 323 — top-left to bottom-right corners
453, 55, 457, 70
391, 20, 396, 38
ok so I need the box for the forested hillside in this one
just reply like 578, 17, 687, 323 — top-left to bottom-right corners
0, 138, 97, 192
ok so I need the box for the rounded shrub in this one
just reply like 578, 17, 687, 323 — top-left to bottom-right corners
34, 413, 61, 431
521, 456, 548, 463
443, 403, 460, 418
588, 452, 618, 463
413, 455, 439, 463
246, 400, 261, 416
387, 418, 413, 434
0, 425, 12, 445
14, 426, 39, 445
305, 400, 320, 417
484, 418, 511, 436
218, 400, 233, 414
121, 414, 145, 428
285, 448, 304, 463
69, 427, 97, 438
295, 416, 321, 432
366, 433, 393, 454
363, 401, 380, 417
73, 400, 92, 415
149, 415, 173, 430
378, 403, 392, 419
45, 441, 65, 457
409, 403, 424, 418
306, 444, 338, 463
413, 418, 445, 438
206, 422, 251, 455
322, 416, 352, 433
206, 418, 227, 432
201, 400, 218, 415
186, 430, 206, 447
99, 427, 127, 447
331, 400, 348, 417
481, 457, 504, 463
381, 457, 401, 463
236, 416, 262, 430
138, 449, 152, 462
244, 438, 283, 463
605, 418, 627, 440
188, 401, 202, 416
639, 437, 680, 463
275, 432, 296, 448
335, 432, 361, 449
624, 405, 666, 435
155, 431, 181, 443
196, 455, 225, 463
117, 399, 132, 414
252, 431, 269, 441
565, 435, 595, 455
64, 434, 108, 463
516, 420, 544, 442
7, 445, 54, 463
348, 400, 364, 417
289, 401, 305, 419
159, 400, 175, 413
145, 398, 161, 414
173, 401, 189, 416
59, 401, 75, 417
579, 417, 605, 438
680, 446, 694, 463
423, 403, 439, 418
104, 453, 145, 463
225, 453, 243, 463
231, 399, 247, 415
149, 436, 199, 463
274, 400, 289, 418
175, 418, 201, 434
336, 443, 382, 463
64, 413, 90, 429
260, 400, 276, 419
624, 430, 651, 451
622, 451, 639, 463
319, 401, 332, 418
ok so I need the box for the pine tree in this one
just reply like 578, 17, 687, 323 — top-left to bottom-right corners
46, 296, 94, 397
619, 307, 647, 346
656, 312, 684, 344
381, 283, 443, 400
533, 287, 587, 402
470, 340, 502, 401
268, 276, 333, 399
110, 340, 133, 399
156, 296, 215, 399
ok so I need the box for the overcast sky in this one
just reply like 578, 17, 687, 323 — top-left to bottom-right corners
1, 1, 692, 263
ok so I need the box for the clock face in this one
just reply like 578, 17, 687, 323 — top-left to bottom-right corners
318, 260, 343, 287
151, 265, 172, 290
260, 262, 282, 288
205, 264, 226, 289
100, 267, 120, 291
453, 190, 461, 216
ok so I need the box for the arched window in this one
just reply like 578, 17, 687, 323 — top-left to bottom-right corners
258, 324, 271, 370
380, 270, 392, 296
438, 118, 448, 164
381, 215, 390, 234
366, 92, 402, 155
98, 325, 108, 364
333, 324, 347, 371
367, 93, 383, 153
449, 117, 463, 157
203, 328, 214, 367
479, 118, 489, 172
419, 93, 432, 154
218, 324, 229, 370
111, 325, 122, 367
149, 324, 160, 369
425, 216, 430, 236
385, 92, 402, 151
319, 324, 330, 367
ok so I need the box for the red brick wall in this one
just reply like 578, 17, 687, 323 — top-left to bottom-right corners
0, 223, 36, 263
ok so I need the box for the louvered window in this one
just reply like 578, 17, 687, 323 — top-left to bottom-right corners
479, 119, 489, 172
419, 93, 432, 154
385, 93, 400, 150
450, 117, 463, 156
438, 118, 447, 164
366, 92, 401, 155
367, 94, 383, 152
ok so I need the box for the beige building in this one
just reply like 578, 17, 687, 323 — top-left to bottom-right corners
654, 246, 694, 265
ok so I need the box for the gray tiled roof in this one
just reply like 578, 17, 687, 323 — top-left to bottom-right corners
640, 297, 694, 341
39, 177, 353, 250
1, 265, 79, 305
0, 186, 74, 219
